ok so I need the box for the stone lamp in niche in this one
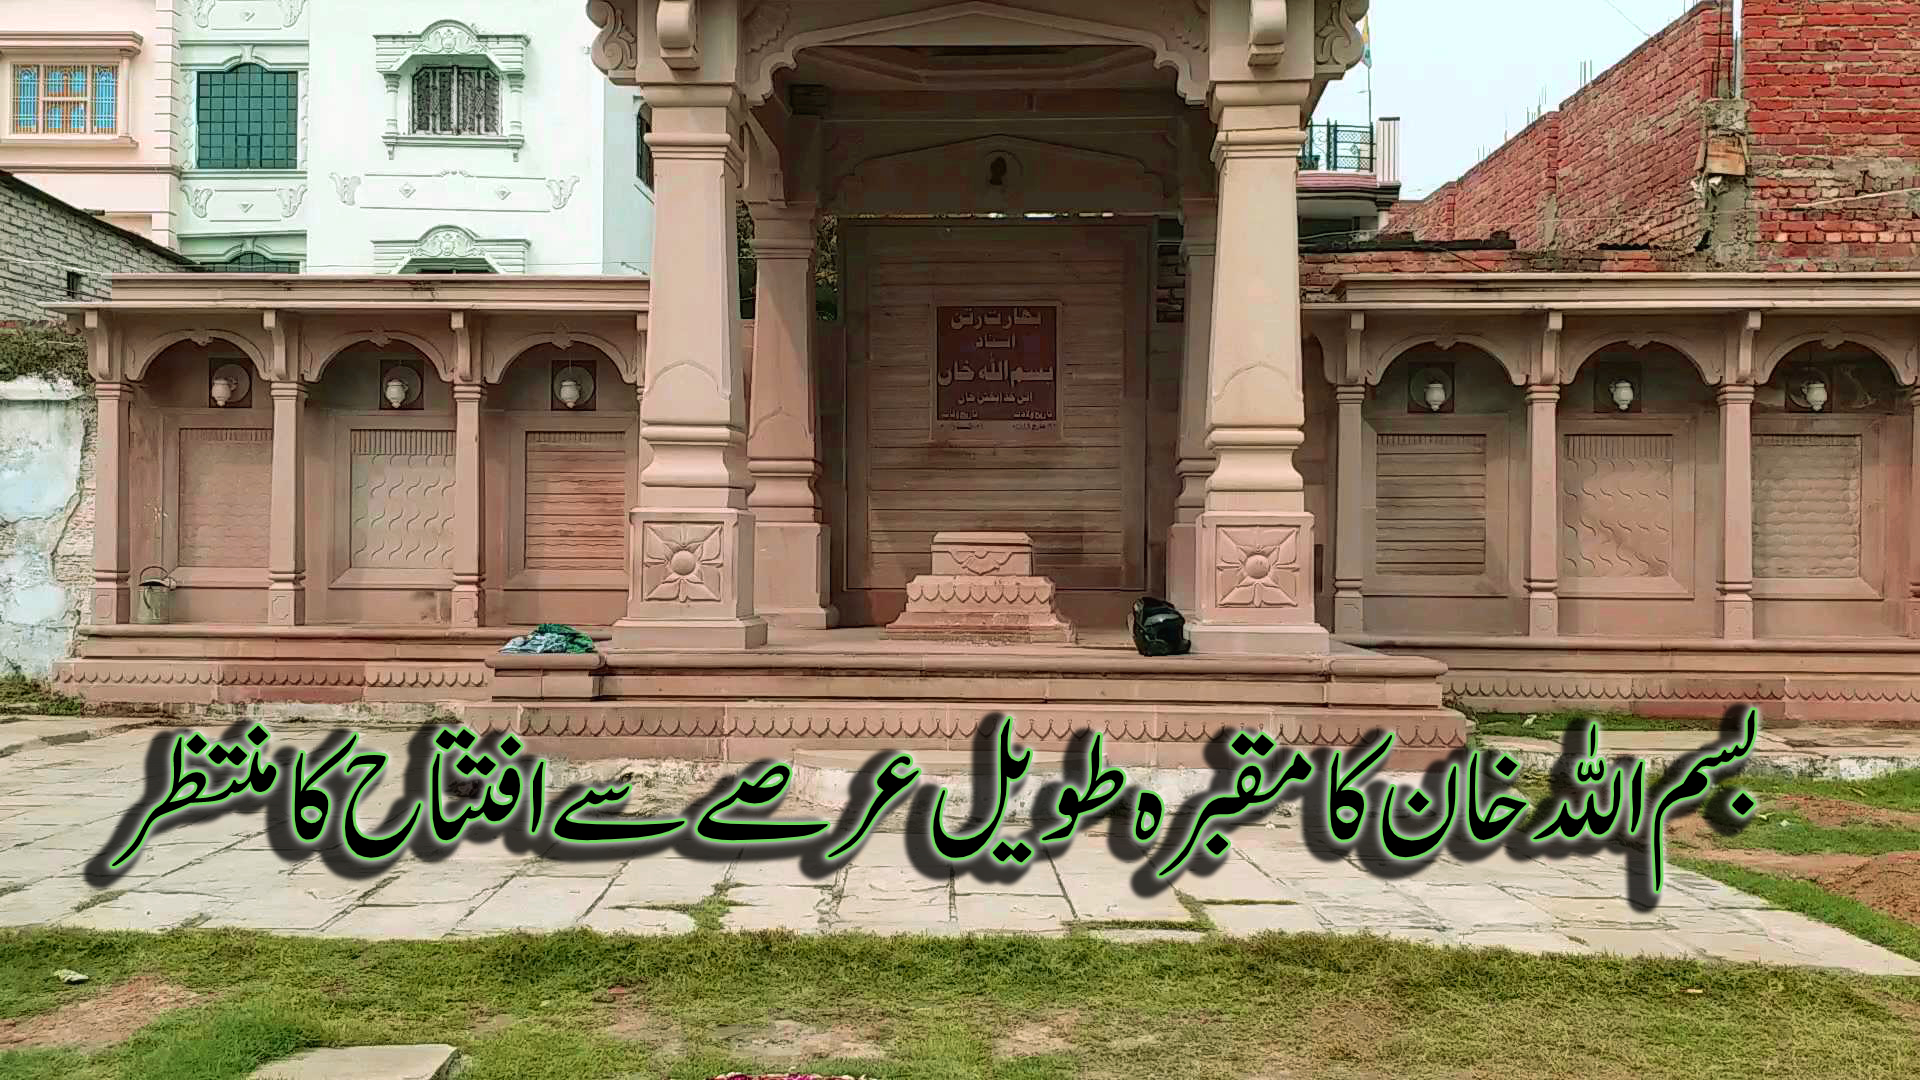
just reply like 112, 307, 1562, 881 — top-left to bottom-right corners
1804, 379, 1829, 412
1610, 379, 1636, 411
1423, 379, 1449, 412
209, 376, 236, 407
384, 378, 410, 409
556, 378, 582, 408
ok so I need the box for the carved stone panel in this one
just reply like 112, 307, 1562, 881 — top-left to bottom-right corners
1754, 434, 1862, 579
1559, 432, 1690, 596
349, 429, 454, 571
177, 428, 271, 567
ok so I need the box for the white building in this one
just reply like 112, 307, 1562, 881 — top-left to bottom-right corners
1, 1, 653, 276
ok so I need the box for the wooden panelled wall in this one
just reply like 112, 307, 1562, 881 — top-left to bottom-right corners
833, 221, 1154, 628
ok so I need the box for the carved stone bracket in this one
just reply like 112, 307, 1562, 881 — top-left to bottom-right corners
658, 0, 701, 70
587, 0, 639, 81
1247, 0, 1286, 66
1314, 0, 1369, 72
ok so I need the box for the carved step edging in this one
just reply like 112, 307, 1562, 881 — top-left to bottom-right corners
56, 659, 492, 704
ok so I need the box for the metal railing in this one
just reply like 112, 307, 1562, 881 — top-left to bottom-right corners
1299, 121, 1375, 173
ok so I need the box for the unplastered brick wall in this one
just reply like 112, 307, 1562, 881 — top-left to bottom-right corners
0, 172, 192, 321
1299, 245, 1695, 297
1743, 0, 1920, 269
1383, 1, 1727, 251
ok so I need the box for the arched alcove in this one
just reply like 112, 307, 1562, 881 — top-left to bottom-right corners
1359, 343, 1520, 628
489, 342, 640, 626
132, 338, 274, 623
1555, 341, 1714, 636
1750, 340, 1909, 635
308, 340, 455, 620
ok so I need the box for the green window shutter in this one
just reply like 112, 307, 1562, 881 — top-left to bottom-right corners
196, 64, 297, 169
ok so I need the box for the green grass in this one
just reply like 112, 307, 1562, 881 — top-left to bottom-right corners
1681, 857, 1920, 965
1705, 809, 1920, 857
1, 928, 1918, 1080
0, 667, 87, 717
1737, 770, 1920, 814
1467, 709, 1720, 740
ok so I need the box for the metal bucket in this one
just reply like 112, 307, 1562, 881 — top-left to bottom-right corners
135, 566, 175, 625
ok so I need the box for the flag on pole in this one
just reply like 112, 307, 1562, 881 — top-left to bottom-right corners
1360, 15, 1372, 66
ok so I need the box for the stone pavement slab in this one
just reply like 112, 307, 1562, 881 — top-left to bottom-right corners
2, 728, 1918, 975
250, 1044, 459, 1080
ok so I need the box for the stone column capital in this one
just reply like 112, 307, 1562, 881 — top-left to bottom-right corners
1525, 384, 1560, 404
451, 381, 487, 404
1907, 383, 1920, 408
268, 380, 308, 399
1334, 384, 1368, 405
1716, 383, 1757, 405
93, 380, 131, 400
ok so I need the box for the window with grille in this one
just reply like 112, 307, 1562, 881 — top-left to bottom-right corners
202, 251, 298, 273
196, 64, 297, 169
636, 110, 653, 188
11, 63, 119, 135
411, 66, 500, 136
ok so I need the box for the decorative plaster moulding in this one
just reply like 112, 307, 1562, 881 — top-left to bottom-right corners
0, 32, 143, 55
374, 20, 530, 161
373, 226, 530, 274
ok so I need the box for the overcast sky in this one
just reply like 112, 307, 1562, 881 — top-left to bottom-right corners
1313, 0, 1707, 198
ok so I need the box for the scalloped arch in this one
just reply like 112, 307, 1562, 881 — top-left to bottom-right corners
742, 2, 1206, 106
1370, 334, 1525, 388
486, 333, 633, 385
1561, 334, 1716, 387
304, 332, 452, 384
131, 330, 269, 382
1758, 332, 1914, 387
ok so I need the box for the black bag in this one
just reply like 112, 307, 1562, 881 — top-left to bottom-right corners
1130, 596, 1190, 657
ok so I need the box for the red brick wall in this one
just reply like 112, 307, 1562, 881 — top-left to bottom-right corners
1450, 114, 1560, 248
1298, 246, 1688, 297
1384, 2, 1727, 250
1743, 0, 1920, 269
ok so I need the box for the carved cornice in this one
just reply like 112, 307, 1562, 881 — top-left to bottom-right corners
374, 19, 528, 77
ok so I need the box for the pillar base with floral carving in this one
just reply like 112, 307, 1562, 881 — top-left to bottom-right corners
1188, 513, 1331, 655
612, 510, 768, 650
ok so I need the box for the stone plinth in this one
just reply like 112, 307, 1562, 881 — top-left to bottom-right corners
885, 532, 1075, 644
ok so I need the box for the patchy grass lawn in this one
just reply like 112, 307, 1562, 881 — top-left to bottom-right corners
0, 669, 86, 718
0, 928, 1918, 1080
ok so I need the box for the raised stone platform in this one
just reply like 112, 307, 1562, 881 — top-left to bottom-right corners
884, 531, 1075, 644
1350, 633, 1920, 726
465, 631, 1465, 770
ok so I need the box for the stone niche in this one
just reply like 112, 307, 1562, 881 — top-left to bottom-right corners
884, 532, 1076, 644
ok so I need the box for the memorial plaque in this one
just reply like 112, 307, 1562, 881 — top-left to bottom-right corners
934, 305, 1058, 436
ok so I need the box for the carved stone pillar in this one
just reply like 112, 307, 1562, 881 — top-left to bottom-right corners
451, 381, 487, 627
1718, 383, 1756, 640
747, 201, 834, 628
1524, 384, 1560, 636
1189, 94, 1327, 654
267, 382, 308, 625
90, 380, 132, 625
1167, 199, 1216, 615
614, 85, 765, 650
1331, 384, 1366, 633
1909, 385, 1920, 636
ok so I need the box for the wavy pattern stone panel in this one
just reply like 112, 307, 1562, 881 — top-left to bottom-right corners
1754, 434, 1862, 579
524, 431, 626, 571
349, 429, 454, 570
1559, 434, 1675, 579
178, 428, 271, 567
1373, 433, 1488, 576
